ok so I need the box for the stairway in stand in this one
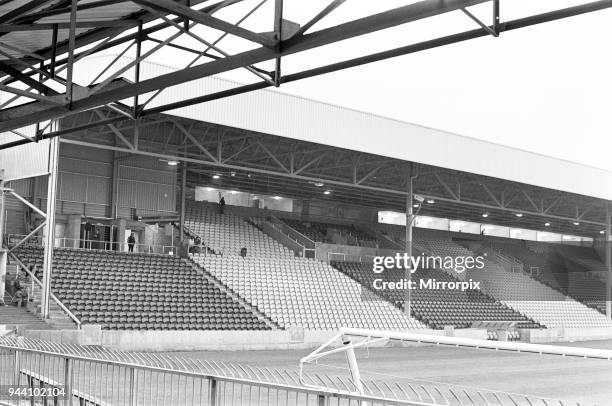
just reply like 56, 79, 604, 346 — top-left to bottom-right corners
0, 294, 52, 331
2, 261, 77, 332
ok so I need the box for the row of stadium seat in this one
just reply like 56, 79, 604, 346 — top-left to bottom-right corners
194, 254, 426, 330
14, 246, 271, 331
377, 225, 612, 329
281, 218, 378, 247
331, 261, 540, 329
186, 201, 294, 257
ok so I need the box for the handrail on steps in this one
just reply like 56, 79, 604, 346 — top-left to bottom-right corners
8, 252, 81, 329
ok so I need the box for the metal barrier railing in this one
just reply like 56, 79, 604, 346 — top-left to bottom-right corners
55, 238, 176, 255
8, 252, 81, 329
7, 235, 176, 255
0, 337, 421, 406
327, 252, 376, 263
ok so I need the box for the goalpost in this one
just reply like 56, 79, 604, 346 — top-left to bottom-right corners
299, 327, 612, 397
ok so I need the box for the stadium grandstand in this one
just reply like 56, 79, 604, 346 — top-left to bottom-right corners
0, 0, 612, 405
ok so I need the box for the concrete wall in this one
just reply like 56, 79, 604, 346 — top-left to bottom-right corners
21, 327, 489, 351
22, 326, 612, 350
316, 243, 378, 263
520, 327, 612, 343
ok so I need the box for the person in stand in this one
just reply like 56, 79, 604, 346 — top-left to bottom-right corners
84, 221, 93, 248
127, 232, 136, 253
12, 279, 26, 308
218, 193, 226, 215
240, 247, 247, 258
194, 236, 202, 254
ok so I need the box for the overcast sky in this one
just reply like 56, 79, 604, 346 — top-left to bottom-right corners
144, 0, 610, 172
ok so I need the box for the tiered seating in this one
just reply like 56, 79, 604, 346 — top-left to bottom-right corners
488, 240, 566, 290
282, 219, 378, 247
14, 246, 270, 331
332, 261, 539, 329
491, 240, 611, 314
556, 244, 609, 275
565, 273, 609, 314
417, 236, 476, 279
466, 254, 612, 328
193, 254, 426, 330
282, 219, 329, 243
186, 202, 293, 257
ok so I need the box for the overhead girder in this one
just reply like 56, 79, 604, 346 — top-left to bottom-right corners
3, 0, 612, 133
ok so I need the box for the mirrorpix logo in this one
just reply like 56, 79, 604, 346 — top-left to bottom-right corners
371, 253, 484, 292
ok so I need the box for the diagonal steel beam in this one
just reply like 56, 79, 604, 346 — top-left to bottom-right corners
521, 189, 541, 213
0, 0, 56, 24
3, 0, 611, 134
544, 196, 562, 214
434, 172, 459, 200
0, 84, 61, 104
0, 61, 58, 95
139, 0, 268, 110
146, 9, 275, 85
578, 202, 597, 220
10, 190, 46, 218
131, 0, 276, 47
0, 40, 45, 61
461, 7, 498, 37
10, 129, 35, 142
294, 154, 327, 175
481, 183, 501, 207
0, 0, 487, 130
256, 140, 289, 173
173, 121, 218, 163
94, 109, 134, 149
357, 163, 385, 185
291, 0, 346, 38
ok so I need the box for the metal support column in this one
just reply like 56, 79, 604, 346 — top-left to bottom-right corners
65, 0, 78, 104
273, 0, 283, 87
404, 164, 414, 316
0, 169, 5, 247
179, 164, 187, 242
133, 21, 143, 118
41, 124, 60, 319
606, 205, 611, 319
0, 169, 6, 306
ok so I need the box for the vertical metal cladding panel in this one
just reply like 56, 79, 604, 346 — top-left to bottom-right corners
117, 157, 177, 214
59, 143, 114, 170
86, 176, 111, 205
7, 178, 32, 197
134, 182, 157, 211
59, 201, 85, 216
35, 176, 48, 200
118, 181, 136, 209
119, 162, 177, 185
3, 179, 30, 234
59, 172, 87, 203
157, 184, 177, 212
4, 209, 26, 235
84, 204, 110, 218
0, 127, 49, 181
59, 157, 112, 178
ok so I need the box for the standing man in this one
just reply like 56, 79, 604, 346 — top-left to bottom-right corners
84, 220, 92, 248
218, 193, 226, 215
127, 232, 136, 253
